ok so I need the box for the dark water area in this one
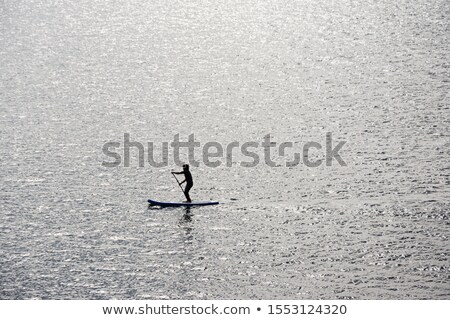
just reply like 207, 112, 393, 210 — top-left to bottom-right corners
1, 0, 449, 299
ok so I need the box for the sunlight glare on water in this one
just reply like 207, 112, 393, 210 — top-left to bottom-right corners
0, 0, 449, 299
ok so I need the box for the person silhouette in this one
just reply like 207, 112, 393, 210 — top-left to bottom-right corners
171, 164, 193, 202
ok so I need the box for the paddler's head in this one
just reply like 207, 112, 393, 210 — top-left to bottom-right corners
183, 164, 189, 171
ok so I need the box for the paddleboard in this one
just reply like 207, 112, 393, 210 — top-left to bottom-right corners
148, 199, 219, 207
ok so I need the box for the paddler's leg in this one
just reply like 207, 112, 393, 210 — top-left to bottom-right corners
184, 184, 192, 202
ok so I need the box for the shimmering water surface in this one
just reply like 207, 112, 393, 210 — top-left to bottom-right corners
1, 0, 449, 299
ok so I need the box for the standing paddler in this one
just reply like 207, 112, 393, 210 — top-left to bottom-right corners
171, 164, 193, 202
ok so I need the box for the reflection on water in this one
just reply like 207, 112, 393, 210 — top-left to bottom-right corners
0, 0, 449, 299
179, 207, 194, 238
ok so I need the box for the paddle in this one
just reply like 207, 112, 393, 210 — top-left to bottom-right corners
171, 172, 185, 195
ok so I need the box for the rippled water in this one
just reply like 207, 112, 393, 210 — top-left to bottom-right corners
1, 0, 449, 299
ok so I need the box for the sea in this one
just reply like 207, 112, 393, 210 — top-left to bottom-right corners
0, 0, 449, 299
